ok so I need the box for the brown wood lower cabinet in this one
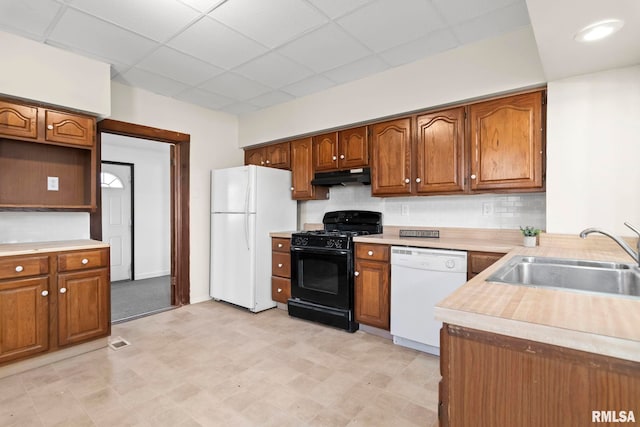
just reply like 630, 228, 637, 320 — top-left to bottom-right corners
354, 243, 390, 330
466, 251, 504, 280
0, 246, 110, 367
271, 237, 291, 304
439, 323, 640, 426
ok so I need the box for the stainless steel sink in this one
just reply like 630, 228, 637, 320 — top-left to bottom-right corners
486, 256, 640, 298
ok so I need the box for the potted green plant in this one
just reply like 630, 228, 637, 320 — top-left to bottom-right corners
520, 226, 540, 247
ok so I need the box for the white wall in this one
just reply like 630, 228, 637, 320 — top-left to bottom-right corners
239, 26, 545, 146
300, 186, 545, 231
109, 82, 242, 303
102, 134, 171, 280
546, 65, 640, 236
0, 30, 110, 117
0, 213, 89, 243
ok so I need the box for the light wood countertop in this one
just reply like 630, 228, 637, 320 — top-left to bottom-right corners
434, 234, 640, 363
0, 240, 109, 257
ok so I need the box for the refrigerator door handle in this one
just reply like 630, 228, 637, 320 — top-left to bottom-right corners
244, 176, 251, 250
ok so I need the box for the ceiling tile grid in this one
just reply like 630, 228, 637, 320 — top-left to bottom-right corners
0, 0, 538, 115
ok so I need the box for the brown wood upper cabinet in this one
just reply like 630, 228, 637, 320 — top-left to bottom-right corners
0, 100, 38, 140
415, 107, 465, 194
313, 126, 369, 172
469, 91, 544, 191
290, 137, 328, 201
44, 110, 95, 148
370, 118, 412, 196
244, 141, 290, 169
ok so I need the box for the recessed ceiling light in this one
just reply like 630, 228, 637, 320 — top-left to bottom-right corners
574, 19, 624, 43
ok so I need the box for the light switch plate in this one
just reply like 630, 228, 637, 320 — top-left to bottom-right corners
47, 176, 59, 191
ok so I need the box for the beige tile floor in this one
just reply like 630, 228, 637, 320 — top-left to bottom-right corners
0, 301, 440, 426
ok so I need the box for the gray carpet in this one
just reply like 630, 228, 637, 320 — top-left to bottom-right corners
111, 276, 172, 323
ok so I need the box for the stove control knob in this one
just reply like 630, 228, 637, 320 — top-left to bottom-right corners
354, 271, 360, 277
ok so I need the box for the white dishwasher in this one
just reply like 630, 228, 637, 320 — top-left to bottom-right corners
390, 246, 467, 355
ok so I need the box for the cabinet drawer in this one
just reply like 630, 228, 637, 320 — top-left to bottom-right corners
0, 255, 49, 280
57, 249, 108, 272
355, 243, 390, 262
272, 238, 291, 252
271, 276, 290, 304
272, 252, 291, 278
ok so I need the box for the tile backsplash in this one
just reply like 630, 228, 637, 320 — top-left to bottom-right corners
0, 212, 90, 243
299, 185, 546, 231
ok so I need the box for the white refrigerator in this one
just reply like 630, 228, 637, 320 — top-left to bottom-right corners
210, 165, 296, 312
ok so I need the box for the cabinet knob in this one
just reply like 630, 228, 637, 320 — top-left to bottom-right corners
416, 178, 421, 183
332, 155, 337, 161
290, 187, 294, 191
278, 263, 283, 268
339, 154, 345, 159
277, 288, 282, 293
82, 258, 89, 265
354, 271, 360, 277
470, 174, 477, 179
15, 265, 24, 272
277, 243, 283, 248
404, 178, 410, 184
261, 161, 265, 165
59, 287, 67, 294
47, 124, 54, 130
41, 290, 49, 297
368, 250, 374, 256
265, 160, 270, 165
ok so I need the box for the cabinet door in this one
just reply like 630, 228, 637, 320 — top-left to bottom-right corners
266, 142, 290, 169
0, 277, 49, 364
313, 132, 338, 171
354, 259, 390, 330
57, 268, 109, 346
291, 137, 328, 200
0, 101, 38, 140
371, 118, 412, 196
415, 107, 465, 194
245, 147, 266, 166
338, 127, 369, 169
44, 110, 95, 148
469, 91, 543, 191
271, 276, 290, 304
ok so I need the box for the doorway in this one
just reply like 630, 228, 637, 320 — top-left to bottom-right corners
90, 119, 191, 317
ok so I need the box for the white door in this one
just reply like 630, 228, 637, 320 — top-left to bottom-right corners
101, 163, 132, 282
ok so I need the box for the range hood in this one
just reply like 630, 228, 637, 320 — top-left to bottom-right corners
311, 168, 371, 186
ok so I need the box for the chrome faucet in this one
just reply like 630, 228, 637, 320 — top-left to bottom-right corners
579, 222, 640, 267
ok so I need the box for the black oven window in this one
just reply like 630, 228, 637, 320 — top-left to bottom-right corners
300, 257, 341, 295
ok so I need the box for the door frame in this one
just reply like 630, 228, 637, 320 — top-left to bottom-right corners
101, 161, 135, 281
90, 119, 190, 306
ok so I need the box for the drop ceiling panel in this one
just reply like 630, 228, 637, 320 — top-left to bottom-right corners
178, 0, 226, 13
175, 87, 235, 109
432, 0, 521, 26
451, 2, 530, 44
306, 0, 374, 19
233, 52, 314, 89
199, 72, 272, 100
137, 46, 224, 85
323, 56, 390, 84
337, 0, 446, 52
209, 0, 327, 48
48, 8, 158, 65
168, 17, 268, 69
277, 23, 371, 73
67, 0, 200, 42
0, 0, 61, 39
282, 75, 336, 97
247, 91, 295, 108
114, 68, 190, 97
379, 28, 459, 67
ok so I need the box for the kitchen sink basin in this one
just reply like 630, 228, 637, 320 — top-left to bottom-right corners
486, 256, 640, 298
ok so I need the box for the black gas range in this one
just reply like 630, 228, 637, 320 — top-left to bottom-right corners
288, 210, 383, 332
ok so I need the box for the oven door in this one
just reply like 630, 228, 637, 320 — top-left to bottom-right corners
290, 246, 353, 310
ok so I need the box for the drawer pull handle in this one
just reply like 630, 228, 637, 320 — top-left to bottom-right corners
278, 263, 283, 268
278, 243, 283, 248
15, 265, 24, 272
41, 290, 49, 297
277, 288, 282, 293
354, 271, 360, 277
81, 258, 89, 265
59, 287, 67, 294
368, 250, 374, 256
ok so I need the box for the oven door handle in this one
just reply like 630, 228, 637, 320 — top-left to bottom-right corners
291, 247, 350, 256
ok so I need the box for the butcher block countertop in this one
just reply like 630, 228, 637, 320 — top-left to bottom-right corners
0, 239, 109, 257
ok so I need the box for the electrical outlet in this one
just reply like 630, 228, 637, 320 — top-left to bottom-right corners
401, 204, 409, 216
47, 176, 59, 191
482, 202, 493, 216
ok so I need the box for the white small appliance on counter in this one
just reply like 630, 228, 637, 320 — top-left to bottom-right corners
210, 165, 296, 312
390, 246, 467, 355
